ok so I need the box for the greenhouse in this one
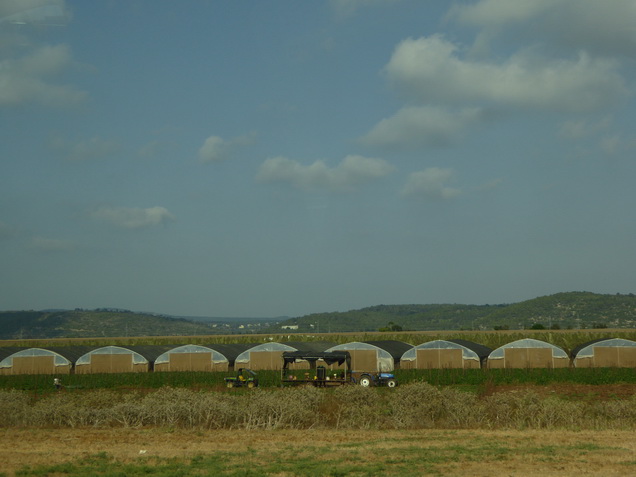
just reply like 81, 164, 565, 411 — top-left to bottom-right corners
234, 341, 335, 370
487, 338, 570, 369
154, 343, 252, 372
400, 339, 491, 370
74, 345, 173, 374
572, 338, 636, 368
324, 341, 413, 372
0, 346, 92, 375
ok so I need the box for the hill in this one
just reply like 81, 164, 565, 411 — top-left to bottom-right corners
271, 292, 636, 333
0, 309, 274, 340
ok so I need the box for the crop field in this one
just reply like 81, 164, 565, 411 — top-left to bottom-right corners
2, 331, 636, 476
3, 367, 636, 395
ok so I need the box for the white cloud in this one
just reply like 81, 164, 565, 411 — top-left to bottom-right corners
0, 0, 70, 26
257, 154, 394, 192
92, 206, 175, 229
49, 135, 120, 161
30, 236, 75, 252
401, 167, 461, 199
198, 136, 225, 162
198, 132, 255, 163
385, 35, 628, 113
361, 106, 484, 149
449, 0, 636, 59
0, 44, 86, 107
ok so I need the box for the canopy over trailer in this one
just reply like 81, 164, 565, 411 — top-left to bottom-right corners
281, 351, 352, 387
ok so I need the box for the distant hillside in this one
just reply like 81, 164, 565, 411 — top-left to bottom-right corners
0, 310, 216, 340
271, 292, 636, 332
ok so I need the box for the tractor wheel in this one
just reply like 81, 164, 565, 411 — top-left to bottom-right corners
226, 381, 234, 388
247, 381, 255, 388
359, 375, 372, 387
386, 379, 397, 388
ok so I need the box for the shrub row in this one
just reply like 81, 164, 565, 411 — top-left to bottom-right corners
1, 383, 635, 431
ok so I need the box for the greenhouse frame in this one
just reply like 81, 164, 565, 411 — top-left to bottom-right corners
0, 346, 93, 375
324, 341, 413, 372
234, 341, 336, 370
153, 343, 252, 372
74, 345, 174, 374
487, 338, 570, 368
400, 339, 492, 369
572, 338, 636, 368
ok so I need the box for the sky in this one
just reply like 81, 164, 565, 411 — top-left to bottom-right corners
1, 0, 635, 318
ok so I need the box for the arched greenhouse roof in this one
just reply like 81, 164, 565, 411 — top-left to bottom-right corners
401, 340, 488, 362
0, 347, 82, 368
488, 338, 568, 359
76, 345, 174, 366
572, 338, 636, 359
362, 340, 413, 359
325, 342, 394, 360
154, 343, 252, 366
234, 342, 300, 363
235, 341, 335, 362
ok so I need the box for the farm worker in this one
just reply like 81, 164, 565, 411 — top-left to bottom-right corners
53, 377, 62, 390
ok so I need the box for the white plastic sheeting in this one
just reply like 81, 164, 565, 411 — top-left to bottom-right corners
401, 340, 480, 363
489, 338, 568, 359
0, 348, 70, 368
154, 344, 229, 365
76, 346, 147, 365
234, 342, 298, 365
325, 342, 394, 372
574, 338, 636, 358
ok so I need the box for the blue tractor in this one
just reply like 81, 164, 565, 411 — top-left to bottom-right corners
356, 372, 397, 388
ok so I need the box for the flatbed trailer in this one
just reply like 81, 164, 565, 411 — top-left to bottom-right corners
280, 350, 352, 387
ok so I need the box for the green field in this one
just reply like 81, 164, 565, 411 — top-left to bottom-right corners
2, 367, 636, 396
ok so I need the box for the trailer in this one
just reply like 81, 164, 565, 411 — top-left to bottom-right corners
281, 351, 352, 387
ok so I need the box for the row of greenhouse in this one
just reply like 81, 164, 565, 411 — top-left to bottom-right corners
1, 338, 636, 375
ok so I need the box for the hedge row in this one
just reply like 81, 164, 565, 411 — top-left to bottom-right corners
2, 383, 635, 431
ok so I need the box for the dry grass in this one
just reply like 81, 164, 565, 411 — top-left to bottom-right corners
2, 428, 636, 476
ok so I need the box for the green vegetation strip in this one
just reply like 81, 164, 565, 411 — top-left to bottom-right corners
2, 368, 636, 394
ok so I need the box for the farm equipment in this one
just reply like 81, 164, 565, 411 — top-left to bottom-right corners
281, 351, 352, 387
355, 372, 398, 388
225, 368, 258, 388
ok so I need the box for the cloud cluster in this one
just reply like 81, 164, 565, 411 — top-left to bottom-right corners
357, 0, 635, 198
0, 44, 86, 107
198, 133, 255, 163
384, 35, 626, 113
92, 206, 175, 229
361, 106, 485, 150
449, 0, 636, 58
257, 154, 394, 192
401, 167, 461, 199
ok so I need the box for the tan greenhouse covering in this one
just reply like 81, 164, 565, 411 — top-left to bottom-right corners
400, 340, 490, 369
487, 339, 570, 369
572, 338, 636, 368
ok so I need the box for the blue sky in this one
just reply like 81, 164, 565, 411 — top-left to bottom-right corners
1, 0, 635, 318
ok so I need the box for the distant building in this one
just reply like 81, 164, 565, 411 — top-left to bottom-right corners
281, 324, 299, 330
